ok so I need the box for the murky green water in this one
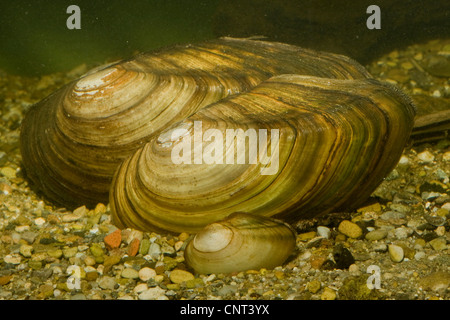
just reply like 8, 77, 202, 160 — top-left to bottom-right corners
0, 0, 219, 75
1, 0, 449, 76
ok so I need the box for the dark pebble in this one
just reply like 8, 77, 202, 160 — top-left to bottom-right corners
333, 245, 355, 269
422, 232, 439, 242
39, 237, 56, 245
32, 268, 53, 281
424, 215, 446, 227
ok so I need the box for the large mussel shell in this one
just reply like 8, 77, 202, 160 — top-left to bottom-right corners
20, 38, 371, 208
110, 74, 416, 233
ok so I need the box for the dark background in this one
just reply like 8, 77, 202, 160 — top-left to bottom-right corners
0, 0, 448, 76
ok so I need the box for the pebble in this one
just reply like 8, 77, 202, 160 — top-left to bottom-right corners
0, 167, 17, 179
34, 217, 46, 226
365, 229, 388, 241
435, 226, 446, 237
127, 238, 140, 256
388, 245, 404, 263
85, 271, 98, 281
373, 243, 388, 252
417, 151, 435, 163
90, 243, 104, 257
348, 264, 360, 275
103, 254, 121, 270
70, 293, 87, 300
138, 286, 168, 300
139, 238, 150, 255
134, 283, 148, 293
218, 284, 238, 296
103, 229, 122, 250
47, 249, 63, 259
414, 251, 426, 260
0, 182, 13, 195
398, 155, 410, 166
38, 284, 54, 299
298, 231, 316, 241
148, 243, 161, 258
139, 267, 156, 281
380, 211, 405, 221
174, 240, 184, 251
307, 280, 321, 293
321, 287, 336, 300
394, 227, 413, 239
317, 226, 331, 239
443, 152, 450, 162
121, 267, 139, 279
3, 254, 21, 265
169, 269, 195, 284
19, 244, 33, 257
428, 237, 447, 251
28, 260, 42, 270
0, 275, 11, 286
98, 276, 117, 290
62, 213, 82, 223
338, 220, 363, 239
63, 247, 78, 259
419, 271, 450, 292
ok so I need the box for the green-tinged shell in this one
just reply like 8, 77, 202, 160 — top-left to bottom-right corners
110, 74, 416, 233
20, 37, 371, 208
184, 212, 297, 274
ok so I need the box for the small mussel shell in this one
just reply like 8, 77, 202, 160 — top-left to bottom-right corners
184, 212, 297, 274
20, 37, 370, 208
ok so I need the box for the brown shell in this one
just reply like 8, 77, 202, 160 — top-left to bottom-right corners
20, 37, 371, 208
110, 74, 415, 233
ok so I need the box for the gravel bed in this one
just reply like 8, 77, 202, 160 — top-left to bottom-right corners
0, 38, 449, 300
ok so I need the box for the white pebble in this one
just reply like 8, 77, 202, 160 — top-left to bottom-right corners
432, 90, 441, 98
133, 283, 149, 293
394, 227, 413, 240
138, 267, 156, 281
204, 274, 216, 283
34, 217, 46, 226
348, 264, 360, 275
89, 226, 100, 234
417, 151, 434, 163
398, 155, 410, 166
15, 225, 30, 232
299, 251, 312, 260
138, 287, 167, 300
414, 251, 426, 260
317, 226, 331, 239
3, 254, 21, 264
148, 243, 161, 258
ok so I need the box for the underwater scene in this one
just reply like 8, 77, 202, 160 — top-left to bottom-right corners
0, 0, 449, 302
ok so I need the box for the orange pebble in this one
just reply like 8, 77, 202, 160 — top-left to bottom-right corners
104, 229, 122, 250
128, 238, 140, 256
